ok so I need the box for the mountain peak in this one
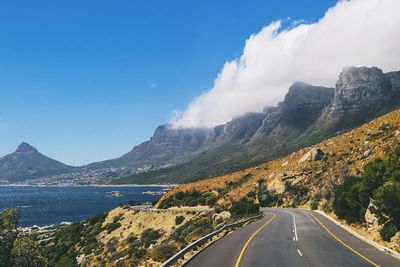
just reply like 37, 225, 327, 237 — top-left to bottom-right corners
15, 142, 38, 153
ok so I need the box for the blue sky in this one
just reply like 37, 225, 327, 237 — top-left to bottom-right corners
0, 0, 338, 165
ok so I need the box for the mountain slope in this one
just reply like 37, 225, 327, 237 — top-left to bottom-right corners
0, 143, 73, 183
112, 66, 400, 184
157, 108, 400, 208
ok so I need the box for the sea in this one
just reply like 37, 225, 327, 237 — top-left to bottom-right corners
0, 185, 166, 227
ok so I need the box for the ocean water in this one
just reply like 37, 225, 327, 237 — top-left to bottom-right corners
0, 186, 164, 227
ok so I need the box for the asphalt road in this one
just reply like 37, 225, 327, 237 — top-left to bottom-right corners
186, 208, 400, 267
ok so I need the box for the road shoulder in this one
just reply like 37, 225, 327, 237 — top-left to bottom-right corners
313, 210, 400, 260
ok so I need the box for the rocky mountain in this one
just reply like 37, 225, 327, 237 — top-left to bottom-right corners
89, 82, 335, 170
108, 66, 400, 184
0, 143, 73, 183
158, 107, 400, 207
321, 66, 399, 127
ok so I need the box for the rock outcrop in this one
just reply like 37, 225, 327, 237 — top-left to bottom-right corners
254, 82, 334, 135
365, 201, 379, 228
322, 66, 399, 127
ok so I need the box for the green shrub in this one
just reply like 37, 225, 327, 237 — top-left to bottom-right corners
88, 212, 107, 226
158, 191, 218, 209
150, 243, 177, 262
126, 235, 138, 244
128, 246, 146, 259
322, 201, 332, 213
0, 208, 20, 266
10, 237, 47, 267
333, 148, 400, 227
229, 199, 259, 216
373, 180, 400, 228
333, 176, 365, 224
112, 214, 122, 223
310, 195, 321, 210
380, 222, 397, 241
175, 216, 185, 225
246, 191, 256, 199
105, 222, 121, 234
140, 229, 161, 247
172, 218, 213, 243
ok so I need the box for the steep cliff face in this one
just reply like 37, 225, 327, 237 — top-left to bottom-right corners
222, 113, 266, 141
322, 67, 398, 127
386, 71, 400, 95
279, 81, 334, 125
254, 82, 334, 137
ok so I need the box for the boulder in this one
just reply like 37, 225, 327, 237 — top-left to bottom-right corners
365, 201, 379, 227
360, 149, 373, 159
214, 211, 231, 222
299, 148, 325, 162
76, 254, 85, 266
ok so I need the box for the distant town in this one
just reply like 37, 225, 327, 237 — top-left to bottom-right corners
9, 166, 156, 186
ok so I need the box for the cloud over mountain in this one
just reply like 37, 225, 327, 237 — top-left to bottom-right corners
171, 0, 400, 128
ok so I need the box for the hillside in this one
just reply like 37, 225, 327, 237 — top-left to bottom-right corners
112, 66, 400, 184
156, 108, 400, 250
0, 143, 73, 183
157, 108, 400, 208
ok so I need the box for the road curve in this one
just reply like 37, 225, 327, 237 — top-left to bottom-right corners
186, 208, 400, 267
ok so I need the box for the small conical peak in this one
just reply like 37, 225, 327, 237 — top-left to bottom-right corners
15, 142, 38, 153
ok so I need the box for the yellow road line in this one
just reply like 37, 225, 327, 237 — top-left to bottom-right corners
234, 213, 276, 267
309, 212, 380, 267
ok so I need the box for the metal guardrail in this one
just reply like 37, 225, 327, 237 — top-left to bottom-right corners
160, 213, 265, 267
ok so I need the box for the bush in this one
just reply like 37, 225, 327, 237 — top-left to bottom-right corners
380, 222, 397, 241
333, 148, 400, 227
128, 246, 146, 259
229, 199, 260, 216
175, 216, 185, 225
112, 214, 123, 223
333, 176, 365, 224
158, 191, 219, 209
310, 195, 321, 210
0, 208, 20, 266
126, 235, 138, 244
10, 237, 47, 267
140, 229, 161, 247
88, 212, 107, 226
172, 218, 213, 243
150, 243, 177, 262
322, 201, 332, 213
105, 222, 121, 234
246, 191, 256, 199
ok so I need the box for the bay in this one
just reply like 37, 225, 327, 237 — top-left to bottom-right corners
0, 185, 165, 227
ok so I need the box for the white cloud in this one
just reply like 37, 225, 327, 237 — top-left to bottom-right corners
171, 0, 400, 128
